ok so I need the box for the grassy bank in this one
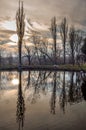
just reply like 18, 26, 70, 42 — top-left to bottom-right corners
0, 64, 86, 72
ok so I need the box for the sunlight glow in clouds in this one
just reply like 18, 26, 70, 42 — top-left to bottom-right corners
7, 42, 17, 46
1, 20, 16, 31
10, 34, 18, 43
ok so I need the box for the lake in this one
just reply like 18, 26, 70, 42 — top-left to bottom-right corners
0, 71, 86, 130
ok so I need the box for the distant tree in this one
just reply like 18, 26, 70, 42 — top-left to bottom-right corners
16, 0, 25, 67
24, 42, 31, 65
8, 53, 13, 66
38, 38, 53, 64
60, 18, 68, 64
31, 31, 53, 65
0, 47, 3, 67
31, 31, 42, 65
51, 17, 57, 64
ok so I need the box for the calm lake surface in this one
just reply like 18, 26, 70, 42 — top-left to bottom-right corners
0, 71, 86, 130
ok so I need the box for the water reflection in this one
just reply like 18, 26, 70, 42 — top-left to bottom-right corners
59, 72, 67, 113
81, 79, 86, 100
16, 71, 25, 130
50, 72, 57, 114
68, 72, 82, 104
0, 70, 86, 130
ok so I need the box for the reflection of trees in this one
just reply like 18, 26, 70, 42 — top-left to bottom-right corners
50, 72, 57, 114
23, 71, 85, 114
81, 80, 86, 100
25, 71, 52, 104
0, 72, 1, 90
75, 73, 82, 102
0, 72, 1, 83
81, 74, 86, 100
0, 72, 19, 89
16, 71, 25, 130
32, 71, 51, 103
68, 72, 75, 103
27, 71, 31, 87
59, 72, 67, 113
68, 72, 82, 104
59, 72, 83, 113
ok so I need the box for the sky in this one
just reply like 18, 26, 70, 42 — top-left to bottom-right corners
0, 0, 86, 25
0, 0, 86, 53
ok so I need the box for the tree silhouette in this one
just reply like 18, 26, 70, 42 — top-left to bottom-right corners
24, 41, 31, 65
16, 0, 25, 67
69, 26, 76, 65
75, 31, 82, 64
51, 17, 57, 64
60, 18, 68, 64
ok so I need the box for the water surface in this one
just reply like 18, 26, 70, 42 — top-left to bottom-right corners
0, 71, 86, 130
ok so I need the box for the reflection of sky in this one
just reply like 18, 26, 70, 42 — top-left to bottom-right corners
0, 71, 82, 101
0, 71, 86, 130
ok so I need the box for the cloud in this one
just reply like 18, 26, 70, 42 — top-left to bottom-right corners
0, 0, 85, 27
0, 0, 86, 51
0, 29, 15, 44
0, 40, 11, 45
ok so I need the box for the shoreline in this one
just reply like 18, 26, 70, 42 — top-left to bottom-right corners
0, 65, 86, 72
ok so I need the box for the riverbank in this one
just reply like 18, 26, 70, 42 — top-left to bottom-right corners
0, 64, 86, 72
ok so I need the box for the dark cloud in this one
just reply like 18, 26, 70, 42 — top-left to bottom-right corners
0, 40, 11, 45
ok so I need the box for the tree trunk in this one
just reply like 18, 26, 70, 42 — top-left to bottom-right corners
64, 43, 65, 64
18, 39, 22, 67
54, 36, 57, 64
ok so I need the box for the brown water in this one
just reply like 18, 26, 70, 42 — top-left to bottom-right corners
0, 71, 86, 130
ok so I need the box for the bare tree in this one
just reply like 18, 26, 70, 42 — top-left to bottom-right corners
75, 31, 82, 64
38, 38, 54, 64
51, 17, 57, 64
60, 18, 68, 64
24, 42, 31, 65
69, 26, 76, 65
16, 0, 25, 67
31, 31, 53, 65
31, 31, 41, 65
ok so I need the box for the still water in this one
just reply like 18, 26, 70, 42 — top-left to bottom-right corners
0, 71, 86, 130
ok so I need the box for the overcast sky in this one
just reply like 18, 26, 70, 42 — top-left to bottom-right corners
0, 0, 86, 53
0, 0, 86, 27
